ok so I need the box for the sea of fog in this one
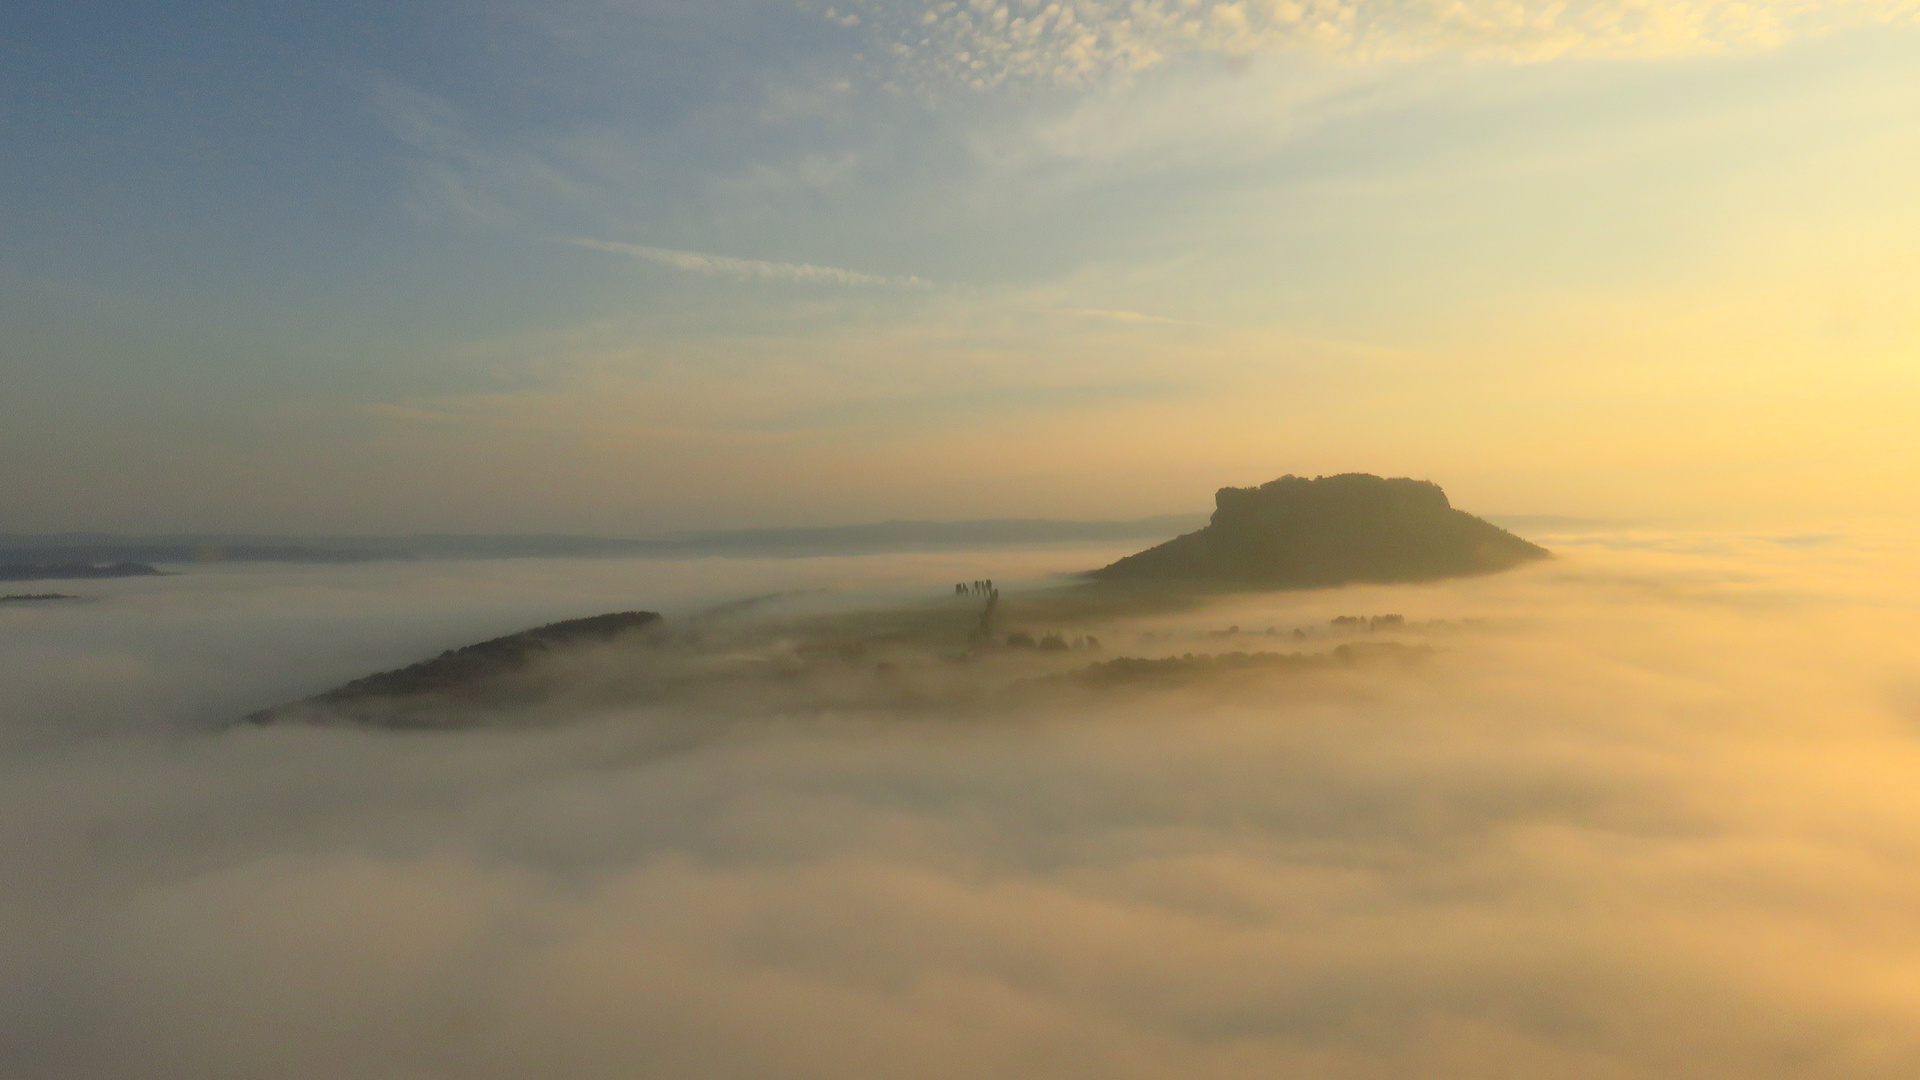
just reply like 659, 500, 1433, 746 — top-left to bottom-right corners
6, 530, 1920, 1079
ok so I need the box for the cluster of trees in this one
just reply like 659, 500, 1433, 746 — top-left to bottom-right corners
1003, 632, 1101, 652
1058, 640, 1431, 687
1332, 614, 1405, 630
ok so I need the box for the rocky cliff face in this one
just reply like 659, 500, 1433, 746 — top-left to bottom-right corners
1090, 473, 1547, 588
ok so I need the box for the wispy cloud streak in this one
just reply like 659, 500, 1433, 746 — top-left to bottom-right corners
573, 238, 930, 288
1051, 307, 1185, 325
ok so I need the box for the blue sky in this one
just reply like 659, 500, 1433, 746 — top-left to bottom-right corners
5, 0, 1918, 532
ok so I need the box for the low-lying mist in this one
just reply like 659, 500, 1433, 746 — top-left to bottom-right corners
6, 529, 1920, 1079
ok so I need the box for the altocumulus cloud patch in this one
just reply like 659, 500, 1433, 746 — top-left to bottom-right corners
828, 0, 1920, 89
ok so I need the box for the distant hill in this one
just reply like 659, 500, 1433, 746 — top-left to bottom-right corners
0, 515, 1207, 566
639, 515, 1210, 556
1090, 474, 1547, 588
0, 561, 163, 582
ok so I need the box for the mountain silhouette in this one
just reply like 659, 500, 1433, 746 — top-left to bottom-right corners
1090, 473, 1547, 588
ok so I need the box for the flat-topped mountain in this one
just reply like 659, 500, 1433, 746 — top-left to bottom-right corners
1090, 473, 1547, 588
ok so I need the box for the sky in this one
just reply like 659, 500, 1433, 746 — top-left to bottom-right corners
4, 0, 1918, 534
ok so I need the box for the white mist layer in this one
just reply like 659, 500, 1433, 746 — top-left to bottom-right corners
6, 530, 1920, 1079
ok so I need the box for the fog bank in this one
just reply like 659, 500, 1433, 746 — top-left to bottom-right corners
6, 529, 1920, 1079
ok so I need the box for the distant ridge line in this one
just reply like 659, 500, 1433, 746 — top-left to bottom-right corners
0, 514, 1212, 564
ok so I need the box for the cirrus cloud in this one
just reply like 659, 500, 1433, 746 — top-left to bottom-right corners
572, 238, 932, 288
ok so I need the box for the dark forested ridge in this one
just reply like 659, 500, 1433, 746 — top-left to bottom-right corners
246, 611, 664, 726
1090, 474, 1548, 588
